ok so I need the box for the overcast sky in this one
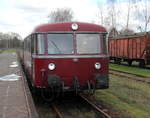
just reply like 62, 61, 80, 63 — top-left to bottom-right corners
0, 0, 103, 38
0, 0, 149, 38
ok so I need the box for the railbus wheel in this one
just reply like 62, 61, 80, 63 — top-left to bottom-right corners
41, 87, 55, 102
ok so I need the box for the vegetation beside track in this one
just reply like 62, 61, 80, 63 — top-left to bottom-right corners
3, 48, 17, 52
109, 63, 150, 77
0, 48, 17, 53
95, 74, 150, 118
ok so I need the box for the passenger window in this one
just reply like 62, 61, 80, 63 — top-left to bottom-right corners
37, 34, 45, 54
31, 35, 35, 54
102, 34, 108, 54
27, 36, 31, 52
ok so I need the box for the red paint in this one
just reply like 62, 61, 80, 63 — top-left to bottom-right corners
22, 22, 109, 90
33, 22, 107, 33
109, 33, 150, 60
33, 57, 109, 87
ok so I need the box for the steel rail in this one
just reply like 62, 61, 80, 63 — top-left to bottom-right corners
109, 69, 150, 84
109, 61, 150, 69
51, 103, 64, 118
79, 94, 112, 118
110, 69, 150, 78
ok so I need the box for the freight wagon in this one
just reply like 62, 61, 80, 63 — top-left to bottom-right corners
109, 32, 150, 67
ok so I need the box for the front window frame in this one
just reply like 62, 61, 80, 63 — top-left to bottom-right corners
35, 32, 107, 55
75, 32, 107, 55
75, 33, 101, 55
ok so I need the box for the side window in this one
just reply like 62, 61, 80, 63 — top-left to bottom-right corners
23, 39, 25, 51
24, 39, 27, 51
37, 34, 45, 54
102, 34, 108, 54
27, 37, 30, 52
24, 36, 31, 52
31, 34, 35, 54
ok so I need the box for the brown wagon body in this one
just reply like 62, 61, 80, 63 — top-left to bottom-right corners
109, 32, 150, 67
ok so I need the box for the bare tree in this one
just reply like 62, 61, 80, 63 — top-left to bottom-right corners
126, 0, 131, 29
119, 28, 134, 35
97, 4, 109, 27
108, 27, 119, 37
136, 0, 150, 32
97, 4, 104, 25
99, 0, 118, 37
97, 0, 119, 37
133, 0, 150, 32
107, 0, 117, 28
143, 0, 150, 31
0, 32, 22, 49
126, 0, 137, 29
48, 8, 73, 23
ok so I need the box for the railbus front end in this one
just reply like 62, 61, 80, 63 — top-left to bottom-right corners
24, 22, 109, 101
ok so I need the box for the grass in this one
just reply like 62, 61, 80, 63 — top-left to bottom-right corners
3, 48, 16, 52
109, 63, 150, 77
95, 74, 150, 118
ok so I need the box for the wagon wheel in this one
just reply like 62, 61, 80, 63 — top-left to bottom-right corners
139, 60, 145, 68
114, 58, 118, 64
128, 60, 132, 66
117, 60, 121, 65
114, 58, 121, 64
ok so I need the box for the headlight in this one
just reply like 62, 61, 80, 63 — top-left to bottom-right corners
71, 23, 78, 30
95, 62, 101, 70
48, 63, 55, 70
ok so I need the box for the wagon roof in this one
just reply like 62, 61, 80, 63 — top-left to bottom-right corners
109, 32, 150, 40
33, 22, 107, 33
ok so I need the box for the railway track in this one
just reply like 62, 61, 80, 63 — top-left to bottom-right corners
37, 93, 112, 118
51, 103, 64, 118
109, 62, 150, 69
109, 69, 150, 84
35, 68, 150, 118
79, 94, 112, 118
51, 94, 112, 118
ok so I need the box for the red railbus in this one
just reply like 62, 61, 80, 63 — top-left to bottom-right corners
22, 22, 109, 100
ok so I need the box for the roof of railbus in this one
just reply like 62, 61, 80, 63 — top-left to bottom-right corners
33, 22, 107, 33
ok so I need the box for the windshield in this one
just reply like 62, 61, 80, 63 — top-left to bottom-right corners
47, 34, 73, 54
76, 34, 101, 54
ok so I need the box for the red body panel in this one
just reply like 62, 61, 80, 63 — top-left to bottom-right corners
33, 22, 106, 33
33, 57, 109, 87
109, 33, 150, 60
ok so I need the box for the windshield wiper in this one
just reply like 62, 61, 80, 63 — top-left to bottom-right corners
50, 41, 61, 53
